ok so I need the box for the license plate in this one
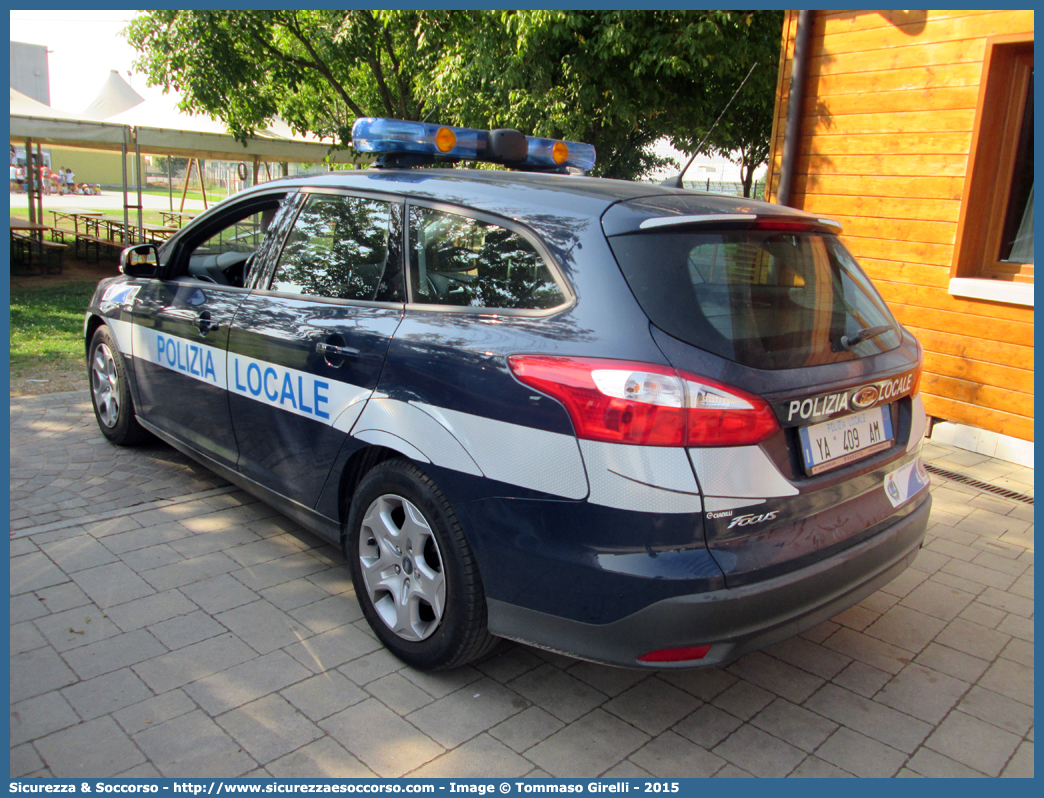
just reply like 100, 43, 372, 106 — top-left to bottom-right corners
799, 406, 893, 475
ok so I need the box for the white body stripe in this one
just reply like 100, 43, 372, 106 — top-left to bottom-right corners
131, 322, 227, 389
907, 394, 926, 453
580, 440, 702, 514
703, 497, 766, 513
687, 446, 798, 499
353, 398, 482, 476
411, 402, 587, 500
228, 351, 371, 427
104, 317, 747, 513
105, 317, 137, 360
111, 317, 371, 428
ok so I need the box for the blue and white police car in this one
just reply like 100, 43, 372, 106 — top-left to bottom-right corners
85, 118, 931, 670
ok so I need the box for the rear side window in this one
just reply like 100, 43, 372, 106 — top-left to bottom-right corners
408, 206, 566, 310
608, 231, 901, 370
271, 194, 403, 302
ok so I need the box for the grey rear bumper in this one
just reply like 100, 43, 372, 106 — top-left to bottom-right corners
488, 494, 931, 668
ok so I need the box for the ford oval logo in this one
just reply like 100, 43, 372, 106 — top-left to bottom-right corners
852, 385, 880, 409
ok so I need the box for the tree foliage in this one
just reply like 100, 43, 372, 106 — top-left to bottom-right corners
126, 10, 782, 183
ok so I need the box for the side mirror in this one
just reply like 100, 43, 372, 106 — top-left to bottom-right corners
120, 243, 160, 278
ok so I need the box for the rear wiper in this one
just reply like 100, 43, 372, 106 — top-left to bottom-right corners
841, 325, 893, 350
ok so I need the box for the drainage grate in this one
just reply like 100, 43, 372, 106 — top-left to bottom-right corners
923, 462, 1034, 505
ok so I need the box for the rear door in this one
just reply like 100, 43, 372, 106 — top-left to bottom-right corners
604, 205, 929, 586
127, 191, 291, 468
226, 190, 405, 506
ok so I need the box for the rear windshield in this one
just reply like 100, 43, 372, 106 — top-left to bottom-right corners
608, 230, 901, 370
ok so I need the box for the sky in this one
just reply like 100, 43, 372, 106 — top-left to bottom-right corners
9, 9, 182, 113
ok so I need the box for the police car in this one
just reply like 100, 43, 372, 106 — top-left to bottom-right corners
85, 118, 932, 670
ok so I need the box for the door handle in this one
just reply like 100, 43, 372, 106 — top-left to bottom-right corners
195, 312, 220, 336
316, 342, 360, 360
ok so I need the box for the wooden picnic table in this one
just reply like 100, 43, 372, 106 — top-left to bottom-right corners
98, 217, 179, 245
10, 217, 65, 273
158, 210, 197, 228
49, 208, 104, 236
10, 217, 54, 234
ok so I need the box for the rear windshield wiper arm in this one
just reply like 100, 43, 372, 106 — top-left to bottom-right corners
841, 325, 893, 350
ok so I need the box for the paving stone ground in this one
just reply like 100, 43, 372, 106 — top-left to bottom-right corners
10, 391, 1034, 778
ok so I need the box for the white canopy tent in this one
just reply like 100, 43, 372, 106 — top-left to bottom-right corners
11, 87, 367, 242
10, 87, 133, 231
81, 70, 145, 121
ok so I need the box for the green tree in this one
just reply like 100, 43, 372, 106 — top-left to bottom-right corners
125, 10, 444, 145
428, 11, 782, 181
126, 10, 782, 183
667, 11, 783, 196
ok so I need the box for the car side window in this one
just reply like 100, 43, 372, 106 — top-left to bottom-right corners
408, 206, 565, 310
270, 194, 403, 303
182, 197, 286, 288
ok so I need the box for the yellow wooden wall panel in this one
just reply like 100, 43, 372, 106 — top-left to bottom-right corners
808, 38, 988, 78
798, 154, 970, 177
890, 305, 1033, 347
922, 394, 1034, 442
858, 259, 951, 289
778, 87, 980, 118
841, 236, 956, 269
825, 216, 956, 246
802, 194, 961, 223
878, 283, 1035, 323
907, 326, 1035, 372
924, 352, 1034, 395
804, 63, 983, 96
802, 109, 976, 136
810, 11, 1034, 56
817, 10, 997, 37
805, 132, 973, 157
797, 174, 966, 201
921, 373, 1033, 419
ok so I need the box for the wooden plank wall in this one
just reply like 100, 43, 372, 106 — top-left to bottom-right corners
765, 10, 1035, 441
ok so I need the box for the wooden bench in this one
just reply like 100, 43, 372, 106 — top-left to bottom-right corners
11, 232, 66, 274
73, 232, 122, 264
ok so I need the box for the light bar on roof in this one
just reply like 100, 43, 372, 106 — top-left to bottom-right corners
351, 117, 484, 160
524, 136, 597, 172
350, 117, 597, 172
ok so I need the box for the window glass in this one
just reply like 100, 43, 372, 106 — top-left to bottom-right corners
271, 194, 402, 302
609, 230, 901, 370
185, 198, 285, 287
1000, 71, 1033, 264
409, 206, 565, 310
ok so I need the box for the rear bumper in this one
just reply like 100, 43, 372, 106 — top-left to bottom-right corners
487, 493, 931, 668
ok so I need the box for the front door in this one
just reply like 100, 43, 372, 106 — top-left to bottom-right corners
128, 190, 294, 468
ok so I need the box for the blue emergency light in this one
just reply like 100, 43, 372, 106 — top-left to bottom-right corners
351, 117, 596, 173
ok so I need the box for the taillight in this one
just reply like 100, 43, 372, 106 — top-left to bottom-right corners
910, 363, 922, 397
507, 356, 778, 447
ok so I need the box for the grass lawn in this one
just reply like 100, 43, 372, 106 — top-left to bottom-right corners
10, 281, 97, 395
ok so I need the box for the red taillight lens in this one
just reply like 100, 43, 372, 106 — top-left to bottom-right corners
638, 644, 712, 663
910, 364, 922, 397
507, 356, 778, 447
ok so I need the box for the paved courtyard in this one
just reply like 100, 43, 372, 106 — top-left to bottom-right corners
10, 390, 1034, 778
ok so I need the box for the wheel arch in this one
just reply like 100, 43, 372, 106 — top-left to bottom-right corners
84, 313, 107, 358
336, 444, 406, 539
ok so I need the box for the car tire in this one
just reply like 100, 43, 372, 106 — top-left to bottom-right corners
345, 458, 499, 670
88, 325, 151, 446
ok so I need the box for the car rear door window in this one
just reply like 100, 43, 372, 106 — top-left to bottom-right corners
271, 194, 403, 302
408, 206, 565, 310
